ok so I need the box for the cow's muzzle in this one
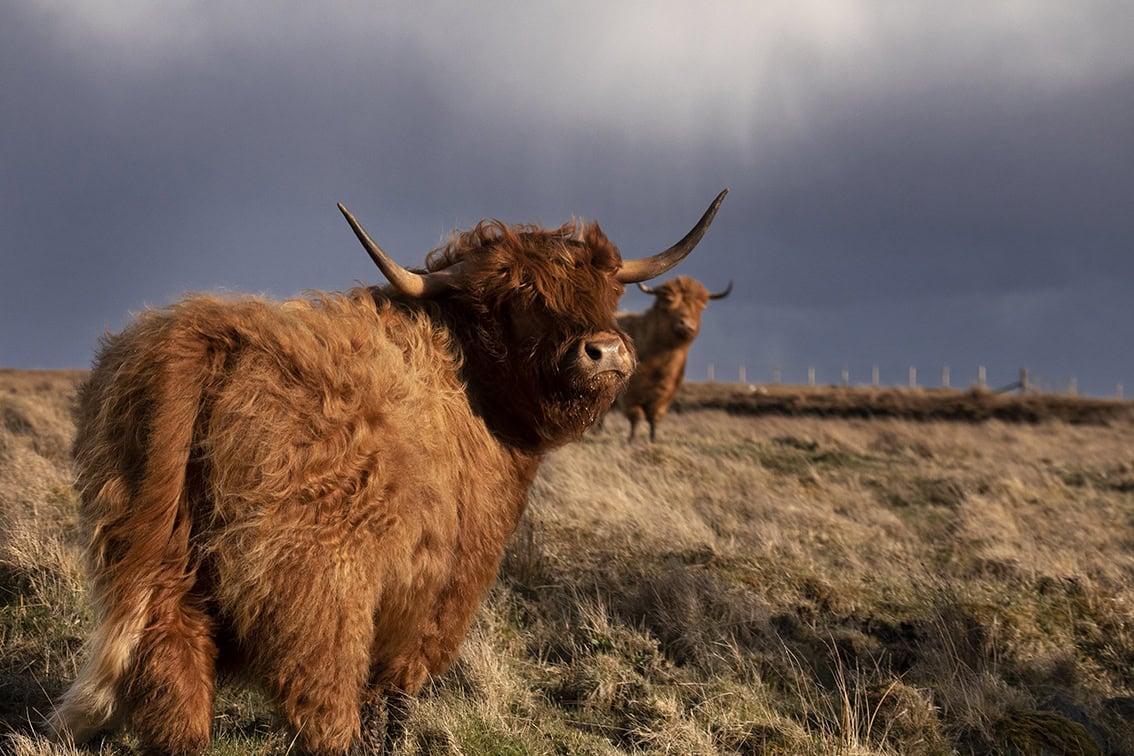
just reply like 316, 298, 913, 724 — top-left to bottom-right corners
575, 333, 634, 380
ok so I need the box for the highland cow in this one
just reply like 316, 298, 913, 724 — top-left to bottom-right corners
49, 190, 727, 754
611, 276, 732, 442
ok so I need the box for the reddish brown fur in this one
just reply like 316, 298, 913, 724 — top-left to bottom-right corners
51, 219, 636, 754
612, 276, 727, 442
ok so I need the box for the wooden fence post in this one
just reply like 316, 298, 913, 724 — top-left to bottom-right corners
841, 366, 849, 387
1020, 368, 1029, 394
739, 365, 746, 384
978, 365, 987, 389
942, 366, 950, 388
872, 366, 880, 387
909, 366, 917, 389
707, 362, 715, 382
808, 367, 815, 386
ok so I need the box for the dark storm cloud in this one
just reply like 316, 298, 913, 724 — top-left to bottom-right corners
729, 70, 1134, 305
3, 2, 1132, 395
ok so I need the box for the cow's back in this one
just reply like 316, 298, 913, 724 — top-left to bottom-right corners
189, 292, 519, 686
77, 290, 520, 689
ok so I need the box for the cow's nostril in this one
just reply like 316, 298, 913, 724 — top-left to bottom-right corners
579, 335, 629, 375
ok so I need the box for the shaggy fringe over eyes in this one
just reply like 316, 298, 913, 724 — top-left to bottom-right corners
653, 276, 712, 308
424, 220, 622, 276
426, 220, 576, 271
421, 219, 627, 340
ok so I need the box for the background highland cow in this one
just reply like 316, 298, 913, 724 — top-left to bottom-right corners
48, 191, 727, 754
610, 276, 732, 442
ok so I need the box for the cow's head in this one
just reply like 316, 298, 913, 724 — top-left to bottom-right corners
339, 190, 726, 450
637, 276, 732, 348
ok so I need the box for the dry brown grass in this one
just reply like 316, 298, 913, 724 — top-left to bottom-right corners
2, 370, 1132, 754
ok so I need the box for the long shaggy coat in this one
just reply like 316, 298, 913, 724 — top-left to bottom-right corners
50, 187, 725, 753
52, 219, 635, 754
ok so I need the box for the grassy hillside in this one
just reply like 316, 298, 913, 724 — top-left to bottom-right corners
2, 370, 1132, 754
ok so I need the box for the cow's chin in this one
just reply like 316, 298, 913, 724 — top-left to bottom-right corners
542, 371, 626, 446
582, 369, 628, 409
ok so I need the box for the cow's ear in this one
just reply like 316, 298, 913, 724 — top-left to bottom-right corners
583, 222, 622, 273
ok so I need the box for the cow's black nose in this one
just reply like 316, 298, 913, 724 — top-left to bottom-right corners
578, 334, 632, 376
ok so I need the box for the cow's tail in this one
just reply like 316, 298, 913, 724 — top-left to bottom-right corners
49, 327, 215, 744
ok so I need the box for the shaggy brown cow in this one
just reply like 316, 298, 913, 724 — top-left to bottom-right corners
611, 276, 732, 442
48, 190, 727, 755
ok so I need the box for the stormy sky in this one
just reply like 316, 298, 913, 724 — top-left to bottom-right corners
3, 2, 1133, 396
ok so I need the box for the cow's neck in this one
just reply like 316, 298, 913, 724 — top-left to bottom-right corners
368, 286, 580, 456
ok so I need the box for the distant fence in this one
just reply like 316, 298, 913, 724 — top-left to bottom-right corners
701, 363, 1125, 400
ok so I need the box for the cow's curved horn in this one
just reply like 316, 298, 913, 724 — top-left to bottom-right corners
709, 281, 733, 300
636, 282, 661, 296
616, 189, 728, 284
338, 203, 461, 298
